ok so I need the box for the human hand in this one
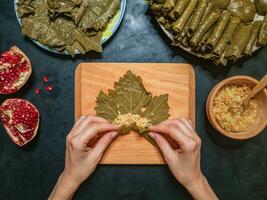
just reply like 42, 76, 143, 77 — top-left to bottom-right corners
49, 115, 118, 200
149, 118, 218, 200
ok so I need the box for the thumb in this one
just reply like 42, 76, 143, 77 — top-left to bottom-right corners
91, 131, 118, 158
149, 132, 176, 163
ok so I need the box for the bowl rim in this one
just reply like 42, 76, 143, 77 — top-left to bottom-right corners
206, 75, 267, 140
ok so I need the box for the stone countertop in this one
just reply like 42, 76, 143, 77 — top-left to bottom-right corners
0, 0, 266, 199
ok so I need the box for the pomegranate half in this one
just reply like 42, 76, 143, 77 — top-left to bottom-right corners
0, 99, 40, 146
0, 46, 32, 94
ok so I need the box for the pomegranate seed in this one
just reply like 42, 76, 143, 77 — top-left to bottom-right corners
42, 76, 49, 83
35, 88, 41, 95
45, 85, 53, 92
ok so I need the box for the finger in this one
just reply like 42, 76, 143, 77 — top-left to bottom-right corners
161, 119, 194, 138
66, 116, 87, 139
175, 119, 194, 137
73, 115, 87, 128
78, 122, 118, 143
91, 131, 118, 158
178, 118, 201, 142
149, 132, 176, 163
71, 115, 109, 137
179, 118, 194, 132
149, 123, 192, 147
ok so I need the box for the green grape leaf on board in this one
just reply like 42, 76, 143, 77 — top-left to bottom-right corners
95, 71, 170, 145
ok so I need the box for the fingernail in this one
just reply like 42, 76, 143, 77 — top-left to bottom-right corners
111, 132, 118, 139
148, 132, 156, 139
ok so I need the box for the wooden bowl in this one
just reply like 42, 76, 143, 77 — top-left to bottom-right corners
206, 76, 267, 140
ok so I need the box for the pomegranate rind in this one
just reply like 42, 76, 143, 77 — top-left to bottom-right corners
0, 98, 40, 146
0, 46, 32, 94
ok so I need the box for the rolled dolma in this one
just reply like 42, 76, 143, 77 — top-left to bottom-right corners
244, 21, 262, 55
200, 2, 214, 24
190, 9, 221, 47
176, 15, 193, 41
168, 10, 176, 20
151, 3, 164, 13
212, 16, 241, 56
255, 0, 267, 16
172, 37, 181, 46
164, 22, 172, 30
170, 0, 190, 19
214, 50, 228, 66
163, 0, 177, 14
197, 27, 214, 52
258, 15, 267, 46
211, 0, 231, 10
158, 16, 172, 30
172, 0, 199, 34
158, 16, 168, 25
187, 0, 208, 37
151, 0, 166, 3
181, 36, 189, 46
228, 0, 256, 23
206, 10, 231, 50
225, 23, 253, 61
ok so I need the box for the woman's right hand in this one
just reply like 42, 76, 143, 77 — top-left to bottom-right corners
149, 118, 218, 200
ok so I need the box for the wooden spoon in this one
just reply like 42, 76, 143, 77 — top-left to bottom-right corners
243, 74, 267, 107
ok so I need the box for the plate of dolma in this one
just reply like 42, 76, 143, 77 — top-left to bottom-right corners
149, 0, 267, 65
15, 0, 126, 57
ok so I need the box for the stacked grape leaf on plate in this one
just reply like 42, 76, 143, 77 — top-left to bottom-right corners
149, 0, 267, 65
16, 0, 124, 57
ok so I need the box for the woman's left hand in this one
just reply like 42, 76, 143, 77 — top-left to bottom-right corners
49, 115, 118, 200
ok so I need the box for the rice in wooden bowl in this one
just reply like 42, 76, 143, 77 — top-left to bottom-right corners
206, 76, 267, 140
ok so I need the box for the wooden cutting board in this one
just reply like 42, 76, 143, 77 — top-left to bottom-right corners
75, 63, 195, 164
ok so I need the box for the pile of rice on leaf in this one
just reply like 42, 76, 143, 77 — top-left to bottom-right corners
17, 0, 121, 57
95, 71, 170, 145
149, 0, 267, 66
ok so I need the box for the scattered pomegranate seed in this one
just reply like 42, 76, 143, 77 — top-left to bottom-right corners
42, 76, 49, 83
35, 88, 41, 95
45, 85, 53, 92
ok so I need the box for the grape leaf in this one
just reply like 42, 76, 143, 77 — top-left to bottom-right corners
142, 95, 170, 125
78, 0, 121, 31
92, 0, 121, 30
95, 71, 170, 145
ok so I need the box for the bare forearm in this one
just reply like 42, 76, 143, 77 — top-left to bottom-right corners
48, 172, 80, 200
185, 175, 219, 200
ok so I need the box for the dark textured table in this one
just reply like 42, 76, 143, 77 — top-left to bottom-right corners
0, 0, 267, 199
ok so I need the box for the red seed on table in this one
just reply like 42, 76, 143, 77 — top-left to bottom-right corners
45, 85, 53, 92
35, 88, 41, 95
42, 76, 49, 83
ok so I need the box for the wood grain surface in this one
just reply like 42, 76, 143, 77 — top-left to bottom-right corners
75, 63, 195, 164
